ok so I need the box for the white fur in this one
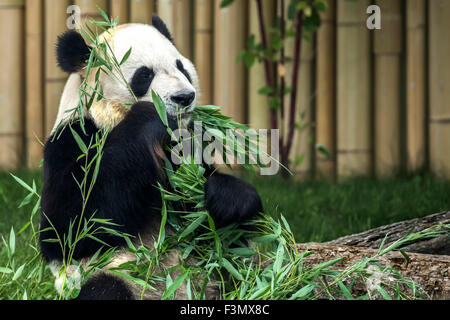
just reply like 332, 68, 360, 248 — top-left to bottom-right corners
49, 261, 82, 296
52, 73, 84, 134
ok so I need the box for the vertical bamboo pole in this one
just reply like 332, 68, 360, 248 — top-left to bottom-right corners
288, 39, 314, 179
194, 0, 212, 105
406, 0, 426, 172
336, 0, 371, 179
44, 0, 70, 137
156, 0, 173, 28
406, 0, 426, 171
0, 0, 24, 168
429, 0, 450, 179
158, 0, 192, 59
75, 0, 108, 20
26, 0, 44, 168
374, 0, 402, 177
110, 0, 129, 23
213, 0, 247, 123
130, 0, 154, 24
315, 0, 336, 181
248, 0, 275, 130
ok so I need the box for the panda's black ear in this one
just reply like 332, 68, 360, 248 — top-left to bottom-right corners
152, 14, 174, 44
56, 30, 91, 73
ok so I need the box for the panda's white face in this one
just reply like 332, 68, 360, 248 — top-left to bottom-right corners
53, 22, 199, 132
101, 24, 199, 119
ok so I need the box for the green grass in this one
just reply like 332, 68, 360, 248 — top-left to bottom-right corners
0, 170, 43, 257
1, 170, 450, 249
239, 172, 450, 243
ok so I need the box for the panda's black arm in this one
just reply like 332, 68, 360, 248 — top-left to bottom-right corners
203, 166, 264, 228
40, 102, 174, 262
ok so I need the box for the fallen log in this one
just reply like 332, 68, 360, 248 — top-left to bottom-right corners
328, 211, 450, 255
296, 242, 450, 300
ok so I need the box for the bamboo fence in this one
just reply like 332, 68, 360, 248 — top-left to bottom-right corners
25, 0, 43, 168
0, 0, 24, 168
336, 0, 371, 179
315, 0, 336, 181
406, 0, 426, 172
429, 0, 450, 180
0, 0, 448, 181
374, 0, 402, 177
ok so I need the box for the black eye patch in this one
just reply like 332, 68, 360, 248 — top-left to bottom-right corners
130, 66, 155, 97
176, 59, 192, 84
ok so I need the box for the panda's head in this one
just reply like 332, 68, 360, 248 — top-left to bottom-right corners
55, 15, 199, 129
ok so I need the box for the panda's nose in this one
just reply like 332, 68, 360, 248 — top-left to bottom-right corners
170, 90, 195, 107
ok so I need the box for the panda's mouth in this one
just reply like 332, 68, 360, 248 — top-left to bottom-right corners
167, 104, 194, 119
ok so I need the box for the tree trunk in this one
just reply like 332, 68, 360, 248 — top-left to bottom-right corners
296, 243, 450, 300
328, 211, 450, 255
292, 212, 450, 299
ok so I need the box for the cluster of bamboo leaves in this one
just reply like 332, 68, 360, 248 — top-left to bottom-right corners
147, 94, 450, 300
2, 8, 449, 300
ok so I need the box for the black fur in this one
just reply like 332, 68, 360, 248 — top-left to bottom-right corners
130, 66, 155, 97
75, 273, 134, 300
40, 101, 263, 265
176, 59, 192, 84
56, 30, 91, 73
152, 14, 174, 43
205, 174, 263, 228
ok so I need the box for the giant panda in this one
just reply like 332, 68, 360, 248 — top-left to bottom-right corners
39, 15, 263, 300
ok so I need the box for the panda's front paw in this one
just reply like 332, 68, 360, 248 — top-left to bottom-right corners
205, 174, 263, 228
128, 101, 177, 129
129, 101, 158, 119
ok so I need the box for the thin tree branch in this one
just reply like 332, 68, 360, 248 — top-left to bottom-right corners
283, 10, 304, 165
255, 0, 277, 130
280, 0, 286, 122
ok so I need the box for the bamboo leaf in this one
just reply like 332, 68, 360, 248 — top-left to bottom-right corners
108, 270, 155, 290
162, 272, 188, 300
12, 264, 25, 281
178, 215, 207, 240
97, 6, 110, 24
120, 47, 132, 65
337, 281, 354, 300
289, 284, 314, 300
9, 228, 15, 256
69, 126, 88, 154
152, 90, 168, 127
0, 267, 13, 274
221, 258, 243, 281
10, 174, 34, 193
376, 286, 392, 300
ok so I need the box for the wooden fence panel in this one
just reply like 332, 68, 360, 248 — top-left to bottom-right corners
247, 0, 275, 130
75, 0, 108, 21
336, 0, 372, 179
25, 0, 44, 168
130, 0, 154, 24
158, 0, 192, 59
429, 0, 450, 179
406, 0, 426, 172
44, 0, 70, 137
0, 0, 24, 169
315, 0, 336, 181
110, 0, 129, 24
194, 0, 213, 105
288, 38, 314, 179
374, 0, 402, 177
213, 0, 247, 123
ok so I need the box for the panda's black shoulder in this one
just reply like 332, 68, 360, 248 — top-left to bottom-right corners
43, 118, 99, 170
